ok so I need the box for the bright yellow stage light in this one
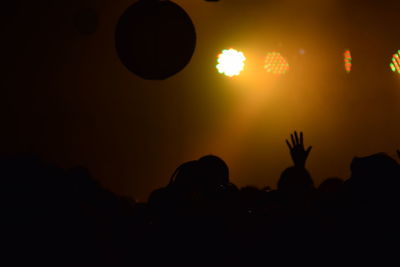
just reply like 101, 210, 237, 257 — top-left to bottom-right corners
216, 48, 246, 77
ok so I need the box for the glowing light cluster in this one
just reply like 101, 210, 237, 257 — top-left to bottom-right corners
214, 48, 400, 76
344, 49, 352, 73
390, 50, 400, 74
264, 52, 289, 75
216, 48, 246, 77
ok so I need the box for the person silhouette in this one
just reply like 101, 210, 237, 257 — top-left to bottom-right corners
285, 131, 312, 168
278, 132, 316, 207
197, 155, 230, 191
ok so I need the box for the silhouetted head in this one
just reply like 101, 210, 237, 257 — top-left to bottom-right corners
318, 177, 344, 194
148, 187, 172, 211
278, 167, 314, 195
347, 153, 400, 202
345, 154, 400, 228
197, 155, 229, 189
350, 153, 399, 187
169, 160, 202, 191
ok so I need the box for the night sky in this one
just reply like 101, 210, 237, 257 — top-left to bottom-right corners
1, 0, 400, 200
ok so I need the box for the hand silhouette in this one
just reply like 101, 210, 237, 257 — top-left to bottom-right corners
286, 131, 312, 168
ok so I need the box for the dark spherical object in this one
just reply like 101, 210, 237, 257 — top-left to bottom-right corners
73, 8, 99, 35
115, 0, 196, 80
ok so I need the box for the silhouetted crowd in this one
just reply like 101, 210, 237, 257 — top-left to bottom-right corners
2, 132, 400, 266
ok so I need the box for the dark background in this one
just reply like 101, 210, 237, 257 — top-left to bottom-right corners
1, 0, 399, 200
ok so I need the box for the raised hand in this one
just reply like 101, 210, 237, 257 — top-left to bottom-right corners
286, 131, 312, 168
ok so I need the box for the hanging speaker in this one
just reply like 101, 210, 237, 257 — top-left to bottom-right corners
115, 0, 196, 80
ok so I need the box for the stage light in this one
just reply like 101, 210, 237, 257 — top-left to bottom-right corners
216, 49, 246, 77
390, 50, 400, 74
264, 52, 289, 75
344, 49, 352, 74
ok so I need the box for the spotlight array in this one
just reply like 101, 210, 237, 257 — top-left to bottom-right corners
344, 49, 352, 74
215, 48, 400, 77
390, 50, 400, 74
264, 52, 290, 75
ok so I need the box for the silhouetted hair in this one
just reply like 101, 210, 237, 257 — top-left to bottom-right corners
197, 155, 229, 188
169, 160, 202, 191
318, 177, 344, 194
350, 153, 399, 184
347, 153, 400, 202
278, 166, 314, 193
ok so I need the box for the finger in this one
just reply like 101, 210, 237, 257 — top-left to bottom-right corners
286, 140, 292, 150
300, 132, 304, 145
291, 133, 295, 147
294, 131, 299, 145
306, 146, 312, 155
